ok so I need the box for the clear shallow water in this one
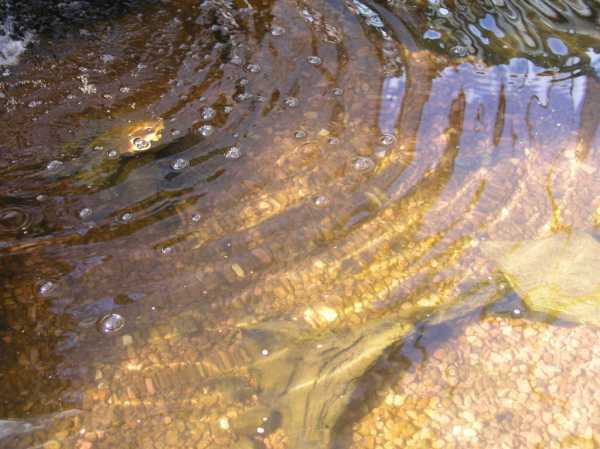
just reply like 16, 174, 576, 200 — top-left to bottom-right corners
1, 0, 600, 448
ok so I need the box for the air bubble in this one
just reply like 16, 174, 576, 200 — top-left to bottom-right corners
225, 146, 242, 159
284, 97, 299, 108
0, 207, 31, 232
450, 45, 469, 57
307, 56, 322, 65
294, 130, 307, 139
379, 133, 396, 146
161, 247, 173, 255
120, 212, 133, 223
107, 149, 119, 159
327, 137, 339, 145
352, 156, 375, 172
171, 158, 189, 171
234, 92, 253, 102
199, 125, 214, 136
332, 88, 343, 96
79, 208, 92, 219
98, 313, 125, 334
132, 137, 151, 151
192, 214, 202, 223
201, 107, 216, 121
374, 147, 388, 158
313, 195, 328, 207
271, 26, 286, 36
245, 63, 261, 73
39, 281, 54, 296
47, 160, 64, 171
223, 106, 233, 114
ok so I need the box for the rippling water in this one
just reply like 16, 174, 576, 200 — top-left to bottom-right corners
2, 0, 600, 448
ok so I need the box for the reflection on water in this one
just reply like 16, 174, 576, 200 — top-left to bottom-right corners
1, 0, 600, 448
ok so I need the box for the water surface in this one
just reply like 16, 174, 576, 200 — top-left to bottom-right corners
2, 0, 600, 447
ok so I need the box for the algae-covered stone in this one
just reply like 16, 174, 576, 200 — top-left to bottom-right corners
482, 231, 600, 326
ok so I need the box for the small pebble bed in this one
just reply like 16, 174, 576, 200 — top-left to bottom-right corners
349, 315, 600, 449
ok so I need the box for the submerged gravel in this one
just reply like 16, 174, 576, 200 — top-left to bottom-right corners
350, 316, 600, 449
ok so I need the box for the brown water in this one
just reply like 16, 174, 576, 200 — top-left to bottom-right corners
2, 0, 600, 448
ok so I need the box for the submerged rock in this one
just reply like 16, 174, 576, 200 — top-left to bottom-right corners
482, 231, 600, 327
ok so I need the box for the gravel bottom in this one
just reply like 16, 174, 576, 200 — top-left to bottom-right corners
349, 315, 600, 449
